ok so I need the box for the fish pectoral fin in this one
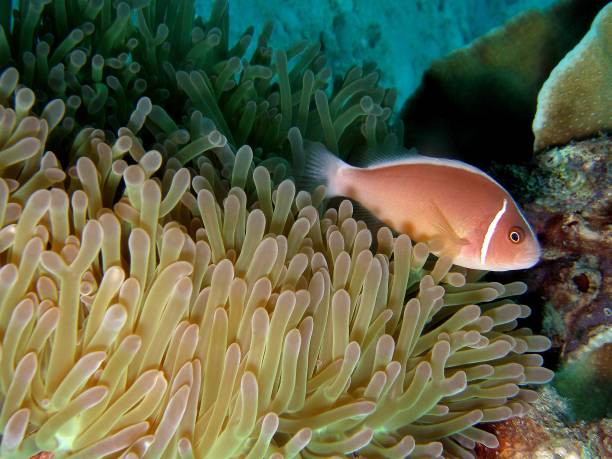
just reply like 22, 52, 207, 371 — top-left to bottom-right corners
428, 235, 462, 260
428, 203, 469, 252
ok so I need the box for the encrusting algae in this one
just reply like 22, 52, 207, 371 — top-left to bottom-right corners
0, 65, 554, 458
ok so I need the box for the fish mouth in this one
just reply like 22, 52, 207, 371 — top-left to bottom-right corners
496, 250, 541, 271
486, 249, 541, 271
487, 261, 537, 271
512, 257, 540, 270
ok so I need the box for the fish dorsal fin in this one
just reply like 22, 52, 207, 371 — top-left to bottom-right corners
347, 142, 420, 168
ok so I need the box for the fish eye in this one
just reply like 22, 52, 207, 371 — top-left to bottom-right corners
508, 227, 524, 244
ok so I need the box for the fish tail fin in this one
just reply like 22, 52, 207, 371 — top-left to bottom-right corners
300, 141, 349, 197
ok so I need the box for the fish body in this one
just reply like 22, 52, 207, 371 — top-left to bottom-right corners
307, 146, 540, 271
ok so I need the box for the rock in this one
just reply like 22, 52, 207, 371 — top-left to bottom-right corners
554, 343, 612, 421
400, 0, 607, 169
533, 3, 612, 151
518, 138, 611, 360
482, 134, 611, 459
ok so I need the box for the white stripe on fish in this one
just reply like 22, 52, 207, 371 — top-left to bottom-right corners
480, 199, 507, 265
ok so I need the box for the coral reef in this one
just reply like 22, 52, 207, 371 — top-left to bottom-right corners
516, 137, 612, 426
554, 343, 611, 421
532, 3, 612, 151
400, 0, 607, 168
474, 386, 612, 458
0, 65, 554, 458
396, 1, 611, 452
518, 138, 611, 360
490, 137, 611, 448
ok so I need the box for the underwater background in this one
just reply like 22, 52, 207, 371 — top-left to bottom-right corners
196, 0, 558, 104
0, 0, 610, 458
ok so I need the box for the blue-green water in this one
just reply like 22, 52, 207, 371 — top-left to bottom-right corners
196, 0, 556, 102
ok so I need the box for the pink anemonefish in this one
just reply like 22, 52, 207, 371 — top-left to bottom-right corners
305, 144, 541, 271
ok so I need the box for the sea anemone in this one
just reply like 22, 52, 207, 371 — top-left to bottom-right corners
1, 0, 400, 173
0, 68, 552, 458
